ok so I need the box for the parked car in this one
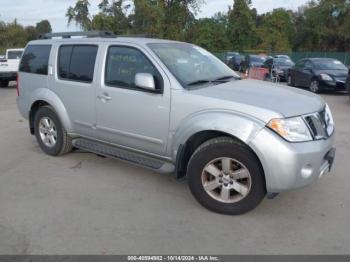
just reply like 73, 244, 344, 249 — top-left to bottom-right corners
0, 48, 24, 87
274, 54, 292, 60
241, 55, 266, 73
17, 32, 335, 215
262, 57, 295, 81
227, 54, 244, 71
223, 51, 239, 64
288, 58, 348, 93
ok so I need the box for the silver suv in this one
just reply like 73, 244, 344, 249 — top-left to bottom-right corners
16, 32, 336, 215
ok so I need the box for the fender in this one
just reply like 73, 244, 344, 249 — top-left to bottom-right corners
169, 110, 265, 161
29, 88, 73, 132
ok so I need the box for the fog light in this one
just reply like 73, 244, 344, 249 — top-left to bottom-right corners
301, 165, 313, 179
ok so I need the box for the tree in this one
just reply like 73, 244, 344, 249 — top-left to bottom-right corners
256, 8, 294, 52
189, 13, 231, 52
92, 0, 131, 34
227, 0, 256, 51
36, 20, 52, 34
66, 0, 92, 30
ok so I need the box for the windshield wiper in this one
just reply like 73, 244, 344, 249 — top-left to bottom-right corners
213, 75, 241, 82
187, 79, 213, 86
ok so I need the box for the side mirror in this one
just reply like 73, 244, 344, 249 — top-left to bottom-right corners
135, 73, 156, 91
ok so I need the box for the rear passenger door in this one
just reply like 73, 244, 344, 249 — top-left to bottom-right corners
95, 44, 171, 156
49, 43, 100, 137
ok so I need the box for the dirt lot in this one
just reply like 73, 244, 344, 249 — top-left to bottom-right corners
0, 83, 349, 255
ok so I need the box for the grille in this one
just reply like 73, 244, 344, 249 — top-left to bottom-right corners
304, 109, 329, 140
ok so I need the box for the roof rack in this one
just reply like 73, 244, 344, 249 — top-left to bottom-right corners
38, 31, 116, 39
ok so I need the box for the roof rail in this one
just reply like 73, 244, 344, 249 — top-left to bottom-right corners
118, 34, 158, 38
38, 31, 116, 39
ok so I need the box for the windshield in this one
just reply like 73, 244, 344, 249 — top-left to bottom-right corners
315, 60, 347, 70
275, 58, 294, 66
148, 43, 239, 88
7, 51, 23, 60
250, 56, 265, 63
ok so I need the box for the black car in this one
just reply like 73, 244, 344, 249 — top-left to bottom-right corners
223, 52, 239, 65
288, 58, 349, 93
227, 54, 244, 71
240, 55, 266, 73
262, 57, 295, 81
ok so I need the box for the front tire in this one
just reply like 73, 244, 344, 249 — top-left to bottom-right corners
287, 75, 294, 86
309, 79, 320, 93
187, 137, 266, 215
34, 106, 73, 156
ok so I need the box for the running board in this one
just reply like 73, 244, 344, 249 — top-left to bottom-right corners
72, 138, 174, 173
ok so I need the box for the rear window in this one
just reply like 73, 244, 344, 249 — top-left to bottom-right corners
58, 45, 98, 83
19, 45, 51, 75
7, 51, 23, 60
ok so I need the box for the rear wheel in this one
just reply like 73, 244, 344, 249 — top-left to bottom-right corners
34, 106, 73, 156
187, 137, 266, 215
0, 80, 9, 87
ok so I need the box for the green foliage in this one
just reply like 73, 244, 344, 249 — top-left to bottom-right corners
256, 8, 294, 52
227, 0, 256, 51
36, 20, 52, 34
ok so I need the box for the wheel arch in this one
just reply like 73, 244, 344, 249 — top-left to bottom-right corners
172, 112, 265, 180
29, 89, 72, 134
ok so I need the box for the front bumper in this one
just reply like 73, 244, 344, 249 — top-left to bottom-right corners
249, 128, 335, 193
320, 79, 347, 90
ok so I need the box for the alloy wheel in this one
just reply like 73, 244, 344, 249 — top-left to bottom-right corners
201, 157, 252, 203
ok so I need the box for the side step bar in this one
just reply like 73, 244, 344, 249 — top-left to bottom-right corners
72, 138, 174, 173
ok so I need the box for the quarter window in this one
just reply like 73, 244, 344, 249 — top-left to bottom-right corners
58, 45, 98, 83
105, 46, 162, 91
19, 45, 51, 75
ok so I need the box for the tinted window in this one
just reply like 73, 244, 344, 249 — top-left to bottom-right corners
8, 51, 23, 59
58, 45, 98, 83
314, 60, 347, 70
19, 45, 51, 75
294, 60, 305, 69
105, 46, 162, 90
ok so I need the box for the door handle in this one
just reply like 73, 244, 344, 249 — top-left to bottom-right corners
98, 93, 112, 101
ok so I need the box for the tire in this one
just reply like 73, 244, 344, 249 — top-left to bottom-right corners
187, 137, 266, 215
34, 106, 73, 156
0, 80, 9, 87
309, 79, 320, 93
287, 75, 294, 86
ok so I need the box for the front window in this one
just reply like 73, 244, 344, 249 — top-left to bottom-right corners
314, 60, 347, 70
148, 43, 239, 88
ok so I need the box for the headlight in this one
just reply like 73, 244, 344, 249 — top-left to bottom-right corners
267, 117, 313, 142
320, 74, 333, 81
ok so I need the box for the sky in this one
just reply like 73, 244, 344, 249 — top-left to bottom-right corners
0, 0, 310, 32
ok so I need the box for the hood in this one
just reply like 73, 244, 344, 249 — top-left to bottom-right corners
188, 79, 325, 119
250, 62, 263, 67
315, 69, 348, 79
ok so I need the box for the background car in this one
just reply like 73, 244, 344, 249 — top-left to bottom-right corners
287, 58, 349, 93
274, 54, 292, 60
240, 55, 266, 73
223, 52, 239, 64
263, 57, 295, 81
227, 54, 244, 71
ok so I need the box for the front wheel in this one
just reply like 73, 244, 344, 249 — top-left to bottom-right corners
287, 75, 294, 86
309, 79, 320, 93
187, 137, 266, 215
34, 106, 73, 156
